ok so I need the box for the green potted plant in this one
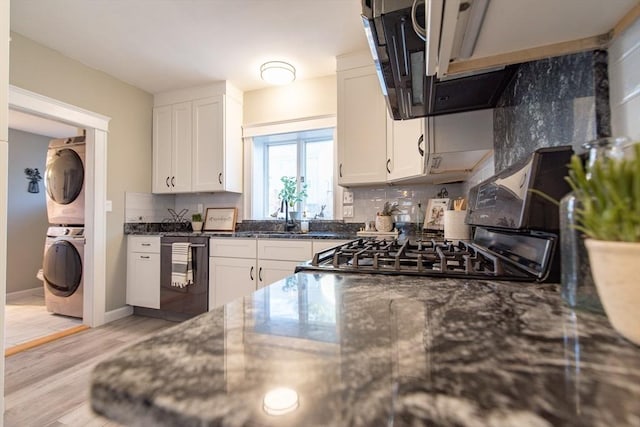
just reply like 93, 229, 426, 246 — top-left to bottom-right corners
278, 176, 308, 219
375, 201, 401, 232
191, 213, 203, 233
569, 143, 640, 344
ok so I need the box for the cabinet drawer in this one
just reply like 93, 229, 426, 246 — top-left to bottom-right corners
257, 239, 313, 261
210, 238, 257, 258
128, 235, 161, 253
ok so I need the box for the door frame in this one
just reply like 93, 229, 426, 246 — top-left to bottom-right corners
7, 85, 110, 328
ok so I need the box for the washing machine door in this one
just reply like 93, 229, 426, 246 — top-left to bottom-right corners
45, 148, 85, 205
43, 240, 82, 297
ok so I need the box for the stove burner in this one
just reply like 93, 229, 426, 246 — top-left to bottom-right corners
318, 238, 507, 276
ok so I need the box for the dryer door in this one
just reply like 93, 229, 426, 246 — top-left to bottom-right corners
43, 240, 82, 297
45, 148, 85, 205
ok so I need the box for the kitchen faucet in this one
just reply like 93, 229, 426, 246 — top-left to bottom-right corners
280, 200, 297, 232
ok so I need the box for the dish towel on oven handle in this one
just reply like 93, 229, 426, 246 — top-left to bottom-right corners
171, 242, 193, 288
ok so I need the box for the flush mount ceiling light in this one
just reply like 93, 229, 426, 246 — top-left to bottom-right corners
260, 61, 296, 85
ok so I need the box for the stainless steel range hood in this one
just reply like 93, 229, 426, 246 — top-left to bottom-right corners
362, 0, 517, 120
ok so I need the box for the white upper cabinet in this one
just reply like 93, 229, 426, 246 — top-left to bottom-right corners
337, 52, 388, 186
386, 115, 426, 182
192, 95, 242, 193
337, 52, 493, 186
152, 102, 193, 194
152, 82, 243, 194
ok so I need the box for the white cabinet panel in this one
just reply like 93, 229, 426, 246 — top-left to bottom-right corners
337, 65, 387, 186
126, 236, 160, 309
192, 96, 224, 192
210, 238, 256, 258
152, 105, 173, 193
152, 102, 192, 193
210, 257, 256, 309
387, 117, 426, 181
257, 239, 312, 262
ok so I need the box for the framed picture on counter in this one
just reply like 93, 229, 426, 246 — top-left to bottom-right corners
424, 198, 449, 231
204, 207, 237, 231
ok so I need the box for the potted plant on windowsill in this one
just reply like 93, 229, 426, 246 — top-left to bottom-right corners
569, 143, 640, 344
375, 201, 401, 232
278, 176, 308, 220
191, 213, 203, 233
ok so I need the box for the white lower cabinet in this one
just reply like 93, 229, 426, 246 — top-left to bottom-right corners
209, 238, 257, 310
256, 259, 301, 289
209, 238, 316, 309
209, 257, 257, 309
126, 236, 161, 309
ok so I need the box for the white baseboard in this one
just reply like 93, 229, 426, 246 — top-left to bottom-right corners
103, 305, 134, 324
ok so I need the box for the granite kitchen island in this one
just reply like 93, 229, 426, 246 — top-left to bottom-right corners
90, 273, 640, 426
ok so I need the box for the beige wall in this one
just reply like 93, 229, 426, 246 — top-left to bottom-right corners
9, 32, 154, 311
243, 75, 336, 126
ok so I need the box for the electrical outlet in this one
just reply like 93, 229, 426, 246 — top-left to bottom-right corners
197, 203, 204, 213
343, 191, 354, 204
343, 205, 354, 218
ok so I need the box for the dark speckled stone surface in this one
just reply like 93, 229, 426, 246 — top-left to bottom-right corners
494, 50, 611, 172
91, 273, 640, 427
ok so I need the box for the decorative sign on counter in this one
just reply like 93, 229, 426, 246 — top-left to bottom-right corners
424, 198, 449, 231
204, 207, 237, 231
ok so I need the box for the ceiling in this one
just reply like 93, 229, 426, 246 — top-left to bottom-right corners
9, 0, 368, 95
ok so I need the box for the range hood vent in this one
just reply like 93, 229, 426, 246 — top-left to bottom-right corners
362, 0, 518, 120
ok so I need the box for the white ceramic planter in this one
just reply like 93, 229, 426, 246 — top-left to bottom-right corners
375, 215, 393, 232
191, 221, 203, 233
585, 239, 640, 345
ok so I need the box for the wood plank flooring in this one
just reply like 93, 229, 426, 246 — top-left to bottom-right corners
5, 288, 83, 348
4, 315, 176, 427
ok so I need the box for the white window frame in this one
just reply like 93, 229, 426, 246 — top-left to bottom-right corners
243, 115, 340, 220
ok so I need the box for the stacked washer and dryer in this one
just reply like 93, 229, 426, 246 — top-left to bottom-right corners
41, 135, 86, 318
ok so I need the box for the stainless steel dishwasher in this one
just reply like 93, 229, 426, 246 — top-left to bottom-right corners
159, 235, 209, 320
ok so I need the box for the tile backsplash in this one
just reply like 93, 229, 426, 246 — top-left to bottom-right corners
347, 183, 465, 225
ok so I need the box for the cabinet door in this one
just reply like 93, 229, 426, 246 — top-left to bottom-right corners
257, 259, 300, 289
126, 252, 160, 309
386, 116, 426, 182
171, 101, 193, 192
209, 257, 256, 309
192, 96, 224, 192
337, 66, 387, 186
152, 105, 173, 194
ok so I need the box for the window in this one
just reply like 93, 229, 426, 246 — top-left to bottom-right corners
252, 128, 334, 219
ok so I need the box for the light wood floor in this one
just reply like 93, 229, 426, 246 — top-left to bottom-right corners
4, 315, 176, 427
5, 288, 83, 348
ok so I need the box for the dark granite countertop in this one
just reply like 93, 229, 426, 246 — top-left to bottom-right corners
90, 273, 640, 426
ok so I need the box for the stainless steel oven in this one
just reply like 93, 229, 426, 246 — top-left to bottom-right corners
159, 236, 209, 320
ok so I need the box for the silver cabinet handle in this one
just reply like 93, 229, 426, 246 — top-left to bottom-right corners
250, 266, 254, 281
218, 173, 223, 184
166, 177, 170, 187
258, 267, 263, 282
418, 134, 424, 156
141, 243, 151, 246
171, 176, 175, 187
140, 255, 150, 259
339, 163, 342, 178
386, 159, 391, 174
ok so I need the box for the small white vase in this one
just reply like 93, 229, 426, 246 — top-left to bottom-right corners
585, 239, 640, 345
191, 221, 203, 233
375, 215, 393, 232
